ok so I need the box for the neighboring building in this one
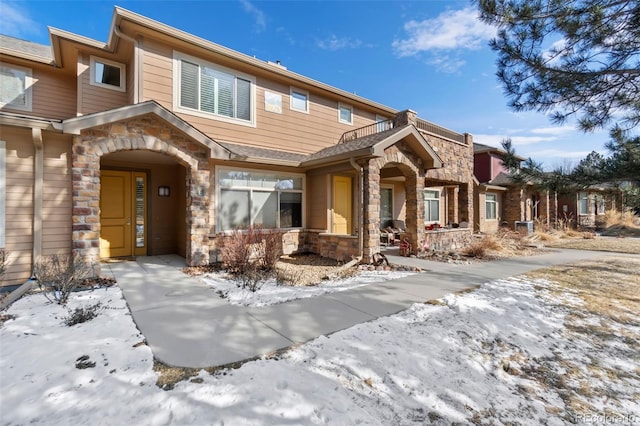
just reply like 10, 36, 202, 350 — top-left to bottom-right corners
557, 183, 623, 228
473, 143, 551, 233
0, 7, 474, 286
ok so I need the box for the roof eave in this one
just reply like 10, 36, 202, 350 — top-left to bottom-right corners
113, 6, 398, 116
61, 101, 231, 160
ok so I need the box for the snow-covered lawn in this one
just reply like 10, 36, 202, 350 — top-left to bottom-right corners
1, 269, 639, 425
200, 269, 415, 307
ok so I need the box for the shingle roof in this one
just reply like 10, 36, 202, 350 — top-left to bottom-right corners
489, 171, 514, 186
217, 141, 307, 163
0, 34, 52, 61
304, 125, 411, 163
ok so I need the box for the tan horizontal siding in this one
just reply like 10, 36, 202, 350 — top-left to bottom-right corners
42, 135, 72, 256
3, 133, 34, 285
140, 38, 382, 155
79, 53, 129, 115
0, 60, 76, 119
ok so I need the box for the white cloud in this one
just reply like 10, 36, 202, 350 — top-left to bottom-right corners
473, 133, 556, 147
317, 35, 372, 51
392, 7, 496, 56
427, 55, 466, 74
239, 0, 267, 33
524, 148, 596, 160
530, 125, 575, 136
0, 2, 40, 38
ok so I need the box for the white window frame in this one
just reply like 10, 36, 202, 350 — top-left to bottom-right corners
290, 87, 309, 113
424, 189, 440, 223
578, 191, 589, 215
485, 193, 498, 220
338, 102, 353, 125
0, 63, 33, 111
173, 51, 256, 127
0, 141, 5, 247
215, 167, 305, 232
89, 56, 126, 92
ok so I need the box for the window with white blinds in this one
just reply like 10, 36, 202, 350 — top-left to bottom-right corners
174, 52, 255, 125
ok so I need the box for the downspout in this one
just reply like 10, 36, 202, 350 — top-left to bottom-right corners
32, 128, 43, 268
349, 158, 364, 261
114, 26, 140, 104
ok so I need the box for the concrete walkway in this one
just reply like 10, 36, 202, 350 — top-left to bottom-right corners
104, 249, 611, 368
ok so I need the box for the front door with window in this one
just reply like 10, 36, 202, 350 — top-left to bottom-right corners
100, 170, 147, 258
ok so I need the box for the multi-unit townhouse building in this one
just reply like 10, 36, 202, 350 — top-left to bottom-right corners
473, 142, 551, 233
0, 7, 474, 286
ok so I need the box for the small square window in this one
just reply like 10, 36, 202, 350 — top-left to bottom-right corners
90, 56, 125, 92
338, 103, 353, 125
290, 88, 309, 113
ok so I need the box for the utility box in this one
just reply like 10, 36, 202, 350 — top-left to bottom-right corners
515, 221, 534, 235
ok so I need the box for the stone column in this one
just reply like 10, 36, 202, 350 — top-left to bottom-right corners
362, 159, 380, 261
186, 166, 210, 266
405, 172, 424, 253
447, 186, 459, 224
71, 136, 101, 275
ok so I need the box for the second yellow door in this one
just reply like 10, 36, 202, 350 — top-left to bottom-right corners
332, 175, 352, 234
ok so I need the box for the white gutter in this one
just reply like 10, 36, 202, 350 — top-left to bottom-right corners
349, 158, 364, 262
113, 25, 140, 104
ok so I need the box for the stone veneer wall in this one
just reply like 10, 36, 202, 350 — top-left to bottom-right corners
423, 132, 475, 224
423, 228, 473, 251
210, 230, 359, 263
72, 114, 211, 273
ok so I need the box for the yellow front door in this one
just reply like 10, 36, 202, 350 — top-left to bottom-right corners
100, 170, 146, 258
333, 175, 352, 234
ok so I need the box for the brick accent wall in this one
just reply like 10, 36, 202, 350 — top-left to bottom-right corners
72, 114, 212, 273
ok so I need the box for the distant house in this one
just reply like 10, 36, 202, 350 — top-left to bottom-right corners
0, 7, 475, 286
557, 183, 623, 228
473, 143, 551, 233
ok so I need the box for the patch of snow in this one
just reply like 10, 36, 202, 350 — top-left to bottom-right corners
1, 275, 638, 425
200, 269, 416, 307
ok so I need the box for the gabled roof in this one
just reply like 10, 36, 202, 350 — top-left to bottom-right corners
62, 101, 231, 160
474, 142, 526, 161
0, 34, 52, 63
489, 171, 515, 187
302, 125, 443, 169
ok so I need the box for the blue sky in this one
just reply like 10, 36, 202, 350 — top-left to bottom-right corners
0, 0, 612, 169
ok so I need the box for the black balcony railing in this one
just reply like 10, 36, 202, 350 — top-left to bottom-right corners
337, 119, 395, 144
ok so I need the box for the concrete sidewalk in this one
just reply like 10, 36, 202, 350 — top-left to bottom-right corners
105, 249, 612, 368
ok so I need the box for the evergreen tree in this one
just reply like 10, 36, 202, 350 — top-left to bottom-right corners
477, 0, 640, 132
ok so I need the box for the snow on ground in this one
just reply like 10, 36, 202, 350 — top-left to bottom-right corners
1, 275, 639, 425
200, 269, 415, 307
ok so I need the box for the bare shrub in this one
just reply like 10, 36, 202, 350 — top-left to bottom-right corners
63, 303, 102, 326
463, 235, 502, 258
604, 208, 639, 229
216, 227, 256, 275
0, 249, 7, 281
34, 254, 93, 305
217, 225, 281, 292
261, 230, 282, 271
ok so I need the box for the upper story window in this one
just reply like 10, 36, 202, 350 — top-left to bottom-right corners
338, 103, 353, 125
290, 87, 309, 113
174, 52, 255, 126
90, 56, 126, 92
0, 63, 32, 111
